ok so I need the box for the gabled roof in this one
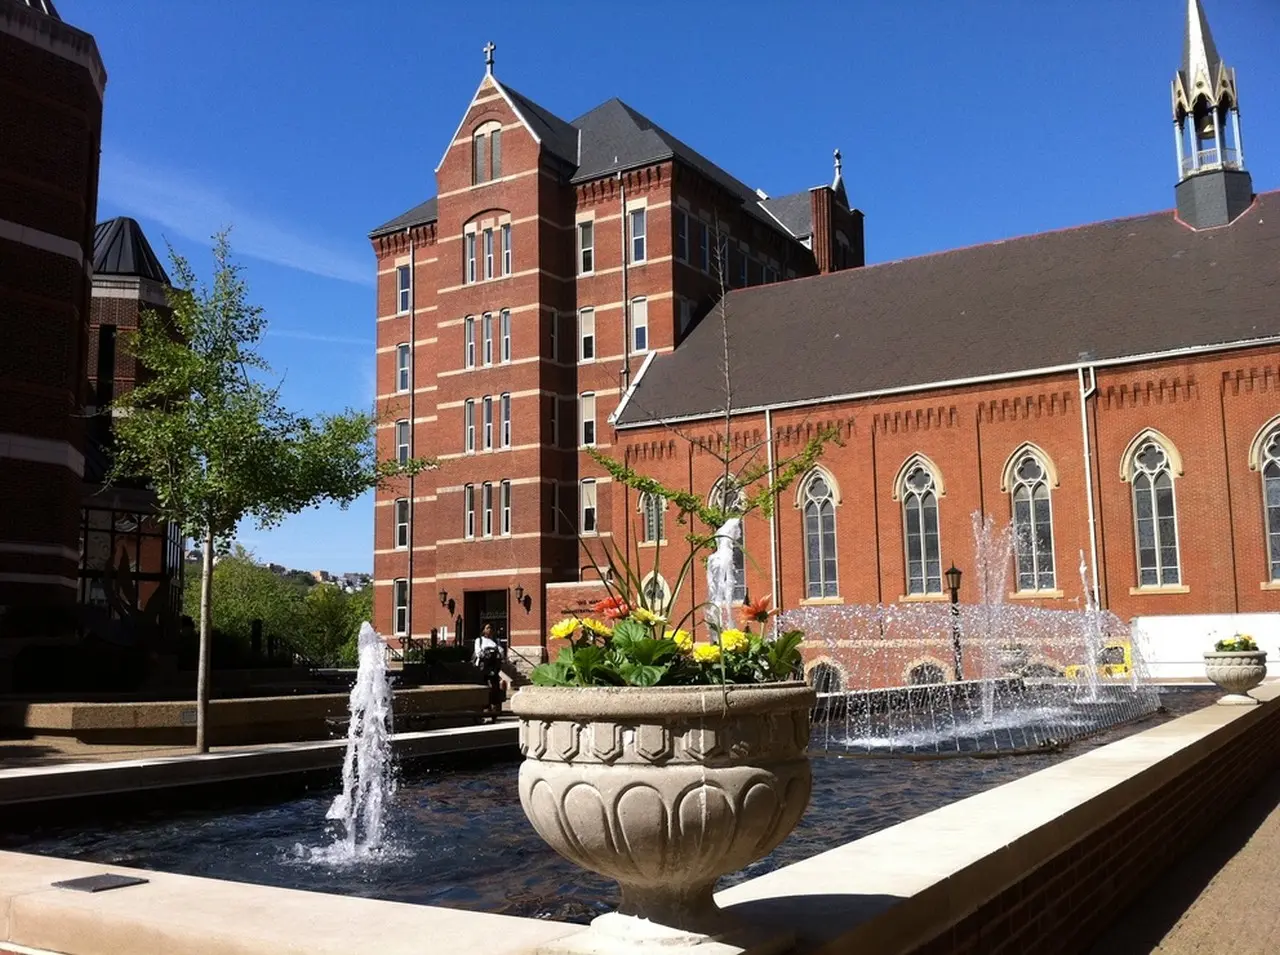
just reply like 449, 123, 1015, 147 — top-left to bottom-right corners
760, 191, 814, 239
368, 197, 439, 239
616, 190, 1280, 426
504, 83, 579, 166
92, 217, 170, 285
17, 0, 60, 19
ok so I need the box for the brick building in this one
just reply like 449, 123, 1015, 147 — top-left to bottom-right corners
370, 2, 1275, 678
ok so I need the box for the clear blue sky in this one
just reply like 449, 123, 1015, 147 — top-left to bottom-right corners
71, 0, 1280, 574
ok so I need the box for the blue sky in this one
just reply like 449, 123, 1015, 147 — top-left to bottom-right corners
72, 0, 1279, 574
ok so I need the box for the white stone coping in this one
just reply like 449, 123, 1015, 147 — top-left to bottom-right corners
0, 688, 1274, 954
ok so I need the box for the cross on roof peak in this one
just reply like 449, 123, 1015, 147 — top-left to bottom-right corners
483, 41, 496, 74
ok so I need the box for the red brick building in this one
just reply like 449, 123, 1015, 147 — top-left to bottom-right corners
371, 3, 1274, 677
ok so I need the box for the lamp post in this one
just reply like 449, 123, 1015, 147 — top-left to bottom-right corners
945, 563, 963, 681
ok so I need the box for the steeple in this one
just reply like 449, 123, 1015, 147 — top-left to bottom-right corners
1172, 0, 1251, 229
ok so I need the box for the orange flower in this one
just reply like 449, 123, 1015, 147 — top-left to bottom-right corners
741, 595, 774, 625
593, 595, 631, 620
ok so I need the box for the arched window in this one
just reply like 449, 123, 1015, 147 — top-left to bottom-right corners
709, 477, 746, 602
901, 461, 941, 595
908, 662, 946, 685
808, 662, 843, 694
1259, 426, 1280, 581
640, 573, 669, 612
1129, 438, 1180, 586
472, 120, 502, 184
639, 492, 665, 543
1010, 451, 1056, 591
800, 470, 838, 598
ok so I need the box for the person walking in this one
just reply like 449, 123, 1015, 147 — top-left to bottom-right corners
472, 623, 504, 719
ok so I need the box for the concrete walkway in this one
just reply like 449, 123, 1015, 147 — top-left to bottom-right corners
1091, 763, 1280, 955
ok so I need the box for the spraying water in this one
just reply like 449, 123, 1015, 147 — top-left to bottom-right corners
971, 513, 1014, 722
321, 622, 396, 860
706, 518, 741, 635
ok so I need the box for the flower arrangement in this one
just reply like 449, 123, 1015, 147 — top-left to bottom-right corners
1214, 633, 1259, 653
534, 594, 803, 687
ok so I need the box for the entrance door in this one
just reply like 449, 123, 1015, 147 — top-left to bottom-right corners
463, 590, 509, 649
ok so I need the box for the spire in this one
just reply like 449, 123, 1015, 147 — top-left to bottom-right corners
1181, 0, 1220, 94
1173, 0, 1236, 122
831, 148, 849, 208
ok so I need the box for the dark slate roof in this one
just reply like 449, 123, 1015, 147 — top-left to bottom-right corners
760, 191, 814, 239
504, 83, 579, 166
369, 197, 439, 239
17, 0, 60, 19
616, 190, 1280, 426
93, 217, 170, 285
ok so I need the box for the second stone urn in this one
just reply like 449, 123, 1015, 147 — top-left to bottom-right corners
1204, 650, 1268, 705
512, 682, 814, 952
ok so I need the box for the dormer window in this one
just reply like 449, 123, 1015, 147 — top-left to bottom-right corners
473, 121, 503, 184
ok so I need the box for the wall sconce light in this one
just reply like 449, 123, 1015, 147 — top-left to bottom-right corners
514, 584, 525, 603
439, 590, 448, 606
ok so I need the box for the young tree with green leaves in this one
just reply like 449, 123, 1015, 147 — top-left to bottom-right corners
109, 232, 431, 751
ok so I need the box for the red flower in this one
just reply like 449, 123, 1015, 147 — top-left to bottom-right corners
741, 595, 774, 625
593, 595, 631, 620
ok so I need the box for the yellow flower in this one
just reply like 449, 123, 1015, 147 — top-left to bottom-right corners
549, 618, 578, 640
581, 617, 613, 638
693, 643, 722, 664
632, 607, 667, 626
666, 629, 693, 652
719, 629, 749, 653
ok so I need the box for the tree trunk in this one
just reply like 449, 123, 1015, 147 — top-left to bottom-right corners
196, 525, 215, 753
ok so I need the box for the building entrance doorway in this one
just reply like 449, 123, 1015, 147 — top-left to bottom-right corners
463, 590, 509, 651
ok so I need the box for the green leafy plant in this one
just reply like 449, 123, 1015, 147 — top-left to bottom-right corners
1214, 633, 1259, 652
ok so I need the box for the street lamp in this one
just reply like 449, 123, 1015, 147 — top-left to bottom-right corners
514, 583, 525, 604
945, 564, 963, 681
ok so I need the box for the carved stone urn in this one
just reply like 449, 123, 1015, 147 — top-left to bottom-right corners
1204, 650, 1268, 705
512, 682, 814, 952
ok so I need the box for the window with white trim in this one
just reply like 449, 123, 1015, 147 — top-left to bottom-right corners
396, 343, 410, 393
483, 396, 493, 451
395, 419, 410, 465
1130, 439, 1180, 586
580, 392, 596, 447
629, 208, 647, 263
579, 308, 595, 362
394, 498, 409, 550
482, 482, 494, 538
580, 479, 597, 534
640, 492, 665, 543
578, 221, 594, 274
501, 480, 512, 536
674, 210, 688, 262
464, 232, 477, 283
1011, 453, 1056, 591
464, 316, 476, 368
463, 484, 475, 539
484, 228, 494, 280
393, 579, 408, 635
501, 223, 511, 275
464, 399, 475, 453
902, 463, 941, 595
500, 309, 511, 363
631, 297, 648, 354
396, 265, 410, 313
500, 392, 511, 448
803, 470, 839, 598
482, 312, 493, 366
1262, 428, 1280, 581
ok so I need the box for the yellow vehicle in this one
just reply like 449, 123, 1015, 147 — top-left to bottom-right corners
1063, 641, 1132, 680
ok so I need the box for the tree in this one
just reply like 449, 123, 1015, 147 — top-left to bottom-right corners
109, 233, 430, 751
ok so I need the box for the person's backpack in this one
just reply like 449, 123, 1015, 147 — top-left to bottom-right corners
479, 644, 501, 668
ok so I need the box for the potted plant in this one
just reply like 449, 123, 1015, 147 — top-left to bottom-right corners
1204, 633, 1268, 705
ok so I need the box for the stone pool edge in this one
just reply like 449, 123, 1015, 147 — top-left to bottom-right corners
0, 685, 1275, 954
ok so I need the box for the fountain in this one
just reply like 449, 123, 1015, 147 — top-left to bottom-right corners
308, 622, 396, 861
705, 517, 742, 634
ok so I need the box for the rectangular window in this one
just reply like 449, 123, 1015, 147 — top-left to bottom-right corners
579, 308, 595, 362
482, 482, 494, 538
580, 392, 596, 447
698, 222, 709, 272
393, 579, 408, 635
631, 297, 648, 354
397, 265, 411, 312
500, 309, 511, 363
464, 485, 475, 539
394, 498, 409, 549
484, 228, 494, 279
483, 396, 493, 450
500, 392, 511, 448
464, 399, 475, 453
483, 312, 493, 365
396, 343, 410, 393
550, 396, 560, 448
501, 223, 511, 275
464, 316, 476, 368
473, 132, 487, 184
501, 480, 511, 536
581, 480, 597, 535
738, 250, 748, 288
678, 298, 693, 335
578, 221, 594, 274
465, 233, 477, 283
491, 128, 502, 179
549, 310, 559, 362
675, 210, 688, 262
395, 419, 410, 465
551, 481, 561, 533
630, 209, 647, 263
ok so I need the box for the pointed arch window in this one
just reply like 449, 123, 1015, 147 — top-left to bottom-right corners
1010, 452, 1056, 591
1259, 427, 1280, 581
1129, 439, 1180, 586
801, 470, 838, 599
709, 477, 746, 602
901, 462, 941, 595
639, 492, 665, 544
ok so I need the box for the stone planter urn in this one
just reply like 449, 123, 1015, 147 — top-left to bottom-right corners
1204, 650, 1268, 705
512, 682, 815, 953
996, 645, 1029, 675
